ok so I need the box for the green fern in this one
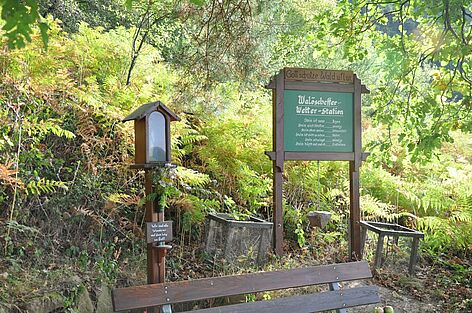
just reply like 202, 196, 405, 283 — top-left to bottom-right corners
172, 117, 208, 161
26, 178, 68, 195
176, 167, 210, 188
450, 209, 472, 224
361, 194, 396, 222
418, 215, 472, 254
26, 118, 76, 139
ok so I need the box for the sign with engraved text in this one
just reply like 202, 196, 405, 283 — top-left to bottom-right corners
284, 90, 353, 152
285, 68, 354, 83
146, 221, 173, 243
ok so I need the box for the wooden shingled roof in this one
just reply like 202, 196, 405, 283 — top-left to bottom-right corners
123, 101, 180, 122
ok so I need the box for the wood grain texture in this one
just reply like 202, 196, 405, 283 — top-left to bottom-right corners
273, 70, 285, 255
134, 119, 146, 164
284, 68, 354, 84
285, 81, 355, 92
285, 152, 355, 161
112, 261, 372, 311
180, 286, 379, 313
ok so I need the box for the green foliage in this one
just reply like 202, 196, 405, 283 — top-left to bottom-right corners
361, 194, 396, 222
0, 3, 471, 309
38, 0, 136, 34
1, 0, 48, 49
176, 167, 210, 189
26, 178, 67, 195
321, 0, 472, 156
171, 115, 208, 163
284, 204, 306, 248
361, 128, 472, 254
196, 85, 272, 212
94, 241, 119, 284
63, 284, 84, 312
187, 0, 205, 5
419, 214, 472, 255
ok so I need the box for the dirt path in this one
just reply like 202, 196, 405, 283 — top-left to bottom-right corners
347, 281, 442, 312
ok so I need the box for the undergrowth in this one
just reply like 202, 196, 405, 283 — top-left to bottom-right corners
0, 18, 470, 312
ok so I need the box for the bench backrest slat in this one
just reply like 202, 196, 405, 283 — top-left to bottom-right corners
182, 286, 380, 313
112, 261, 372, 311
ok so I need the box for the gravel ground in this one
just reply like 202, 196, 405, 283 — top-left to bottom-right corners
347, 280, 443, 313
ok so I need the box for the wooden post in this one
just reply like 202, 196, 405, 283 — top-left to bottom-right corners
349, 75, 363, 261
145, 168, 171, 312
408, 238, 420, 275
123, 101, 179, 313
156, 174, 167, 284
273, 166, 283, 255
272, 70, 285, 256
144, 169, 159, 313
349, 162, 361, 260
374, 234, 385, 269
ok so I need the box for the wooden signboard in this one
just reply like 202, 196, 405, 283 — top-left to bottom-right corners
146, 221, 173, 243
284, 90, 353, 152
285, 68, 354, 83
265, 67, 369, 260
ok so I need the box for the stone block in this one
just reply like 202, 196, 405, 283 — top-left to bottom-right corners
308, 211, 332, 228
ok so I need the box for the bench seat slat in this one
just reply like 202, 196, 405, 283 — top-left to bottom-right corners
181, 286, 380, 313
113, 261, 372, 311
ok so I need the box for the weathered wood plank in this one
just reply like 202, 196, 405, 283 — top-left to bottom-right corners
112, 262, 372, 311
284, 68, 354, 84
183, 286, 380, 313
284, 81, 355, 92
285, 152, 355, 161
274, 70, 285, 255
281, 152, 370, 161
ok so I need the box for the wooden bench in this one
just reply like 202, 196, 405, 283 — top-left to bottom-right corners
112, 261, 379, 313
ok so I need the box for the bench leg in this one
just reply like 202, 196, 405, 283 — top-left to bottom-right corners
408, 238, 420, 276
374, 234, 385, 270
329, 282, 347, 313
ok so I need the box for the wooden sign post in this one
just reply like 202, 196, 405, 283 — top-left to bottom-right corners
265, 68, 369, 260
123, 101, 180, 313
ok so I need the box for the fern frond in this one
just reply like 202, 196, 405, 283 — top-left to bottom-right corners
5, 220, 39, 234
176, 167, 210, 188
361, 194, 396, 221
450, 209, 472, 224
106, 193, 139, 206
0, 162, 23, 188
26, 118, 76, 139
76, 109, 97, 140
26, 178, 68, 195
418, 216, 446, 233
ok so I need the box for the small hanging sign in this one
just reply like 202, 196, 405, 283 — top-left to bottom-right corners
146, 221, 173, 243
